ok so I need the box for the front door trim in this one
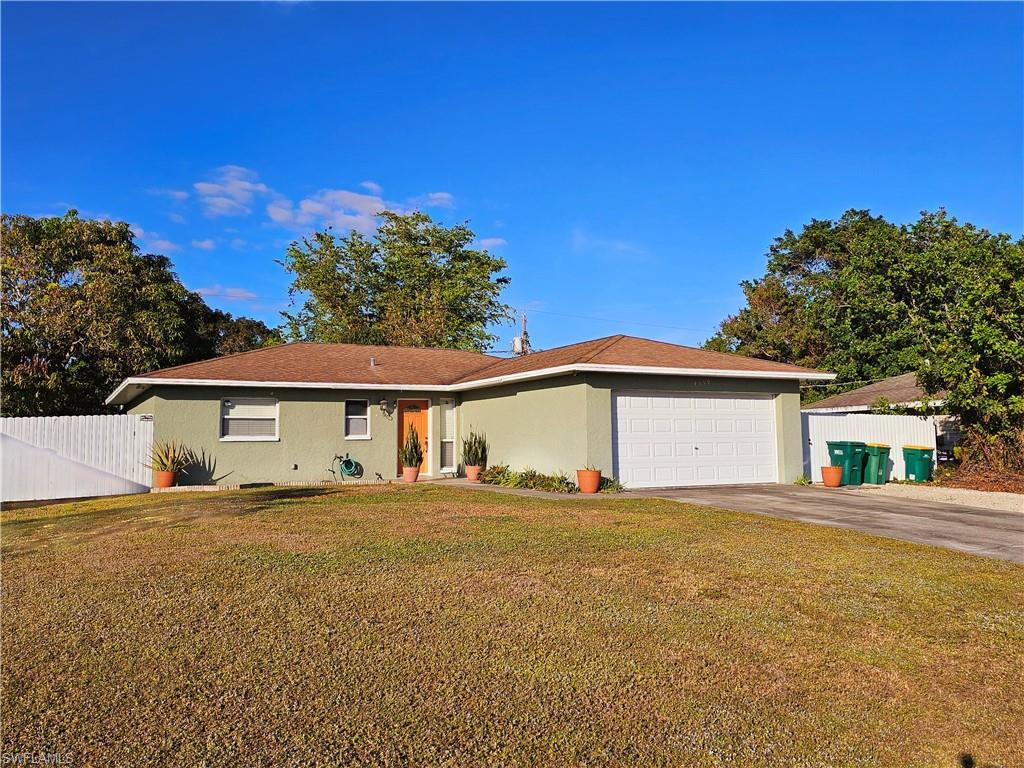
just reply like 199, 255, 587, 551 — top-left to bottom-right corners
396, 398, 432, 477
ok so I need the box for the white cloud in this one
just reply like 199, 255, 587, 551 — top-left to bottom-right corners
195, 285, 258, 301
147, 188, 189, 201
230, 238, 248, 249
410, 191, 455, 209
130, 223, 179, 252
149, 238, 181, 252
267, 188, 387, 234
194, 165, 271, 217
191, 239, 216, 251
167, 212, 187, 224
476, 237, 507, 248
360, 180, 383, 195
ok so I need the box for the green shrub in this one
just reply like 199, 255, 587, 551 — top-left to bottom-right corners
598, 476, 625, 493
793, 474, 811, 486
479, 465, 623, 494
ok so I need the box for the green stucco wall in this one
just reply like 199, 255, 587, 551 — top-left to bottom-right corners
128, 374, 805, 487
128, 386, 452, 485
458, 376, 589, 474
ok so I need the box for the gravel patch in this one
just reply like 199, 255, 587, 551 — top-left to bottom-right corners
859, 482, 1023, 513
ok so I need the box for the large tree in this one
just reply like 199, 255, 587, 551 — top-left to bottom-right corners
705, 209, 1023, 437
1, 211, 279, 416
279, 211, 511, 351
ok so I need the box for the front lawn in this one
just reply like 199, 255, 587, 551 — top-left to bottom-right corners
2, 485, 1021, 766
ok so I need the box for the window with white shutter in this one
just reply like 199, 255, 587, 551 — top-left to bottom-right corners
220, 398, 279, 441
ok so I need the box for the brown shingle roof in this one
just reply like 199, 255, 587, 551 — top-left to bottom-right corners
454, 335, 825, 382
143, 342, 499, 386
802, 372, 946, 410
111, 335, 832, 404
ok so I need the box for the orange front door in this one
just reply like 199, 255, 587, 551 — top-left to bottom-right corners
397, 400, 429, 475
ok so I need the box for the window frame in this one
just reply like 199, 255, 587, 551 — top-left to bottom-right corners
344, 399, 372, 440
439, 397, 456, 472
219, 397, 280, 442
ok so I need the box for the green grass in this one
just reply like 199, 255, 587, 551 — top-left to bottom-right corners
2, 485, 1021, 767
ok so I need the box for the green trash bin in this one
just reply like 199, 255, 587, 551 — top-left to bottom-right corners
902, 445, 934, 483
864, 443, 891, 485
826, 440, 868, 486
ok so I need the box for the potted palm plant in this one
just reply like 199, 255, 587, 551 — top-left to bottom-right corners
145, 440, 191, 489
400, 425, 424, 483
462, 430, 488, 482
576, 464, 601, 494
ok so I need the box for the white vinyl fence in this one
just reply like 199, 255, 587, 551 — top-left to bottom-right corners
802, 412, 937, 484
1, 414, 154, 502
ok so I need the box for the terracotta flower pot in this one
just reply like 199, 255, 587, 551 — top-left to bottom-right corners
402, 467, 420, 483
153, 470, 177, 489
577, 469, 601, 494
821, 466, 843, 488
465, 465, 483, 483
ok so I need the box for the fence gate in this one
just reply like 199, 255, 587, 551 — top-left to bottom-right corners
1, 414, 154, 503
802, 412, 937, 483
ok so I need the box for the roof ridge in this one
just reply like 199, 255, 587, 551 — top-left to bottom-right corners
579, 334, 626, 363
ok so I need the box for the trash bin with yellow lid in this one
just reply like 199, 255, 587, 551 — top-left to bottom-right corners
902, 445, 934, 483
864, 443, 891, 484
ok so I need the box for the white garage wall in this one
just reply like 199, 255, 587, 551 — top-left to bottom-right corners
802, 412, 937, 483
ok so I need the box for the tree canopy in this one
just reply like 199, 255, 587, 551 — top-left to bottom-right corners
1, 211, 280, 416
705, 209, 1023, 437
279, 211, 511, 351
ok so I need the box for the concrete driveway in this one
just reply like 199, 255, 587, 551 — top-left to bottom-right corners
636, 485, 1024, 563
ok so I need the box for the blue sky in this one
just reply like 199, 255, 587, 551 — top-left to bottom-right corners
3, 2, 1022, 352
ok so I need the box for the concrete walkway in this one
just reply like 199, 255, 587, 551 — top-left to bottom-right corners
430, 478, 1024, 562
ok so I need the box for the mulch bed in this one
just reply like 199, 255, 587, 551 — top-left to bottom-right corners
936, 468, 1024, 494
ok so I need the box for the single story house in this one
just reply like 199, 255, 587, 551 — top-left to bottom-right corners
107, 335, 834, 489
802, 372, 960, 455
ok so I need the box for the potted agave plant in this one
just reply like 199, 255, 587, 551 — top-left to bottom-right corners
462, 430, 488, 483
400, 425, 424, 483
576, 464, 602, 494
145, 440, 192, 489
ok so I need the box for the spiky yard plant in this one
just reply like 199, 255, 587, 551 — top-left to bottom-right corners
399, 425, 424, 468
144, 441, 192, 473
462, 430, 488, 467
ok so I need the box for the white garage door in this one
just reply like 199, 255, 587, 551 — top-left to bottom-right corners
613, 391, 778, 488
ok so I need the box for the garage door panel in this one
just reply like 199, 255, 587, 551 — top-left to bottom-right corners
613, 391, 778, 489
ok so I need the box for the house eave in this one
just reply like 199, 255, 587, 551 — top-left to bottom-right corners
106, 365, 836, 406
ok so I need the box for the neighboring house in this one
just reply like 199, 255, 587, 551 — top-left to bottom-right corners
802, 372, 960, 454
107, 335, 833, 489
